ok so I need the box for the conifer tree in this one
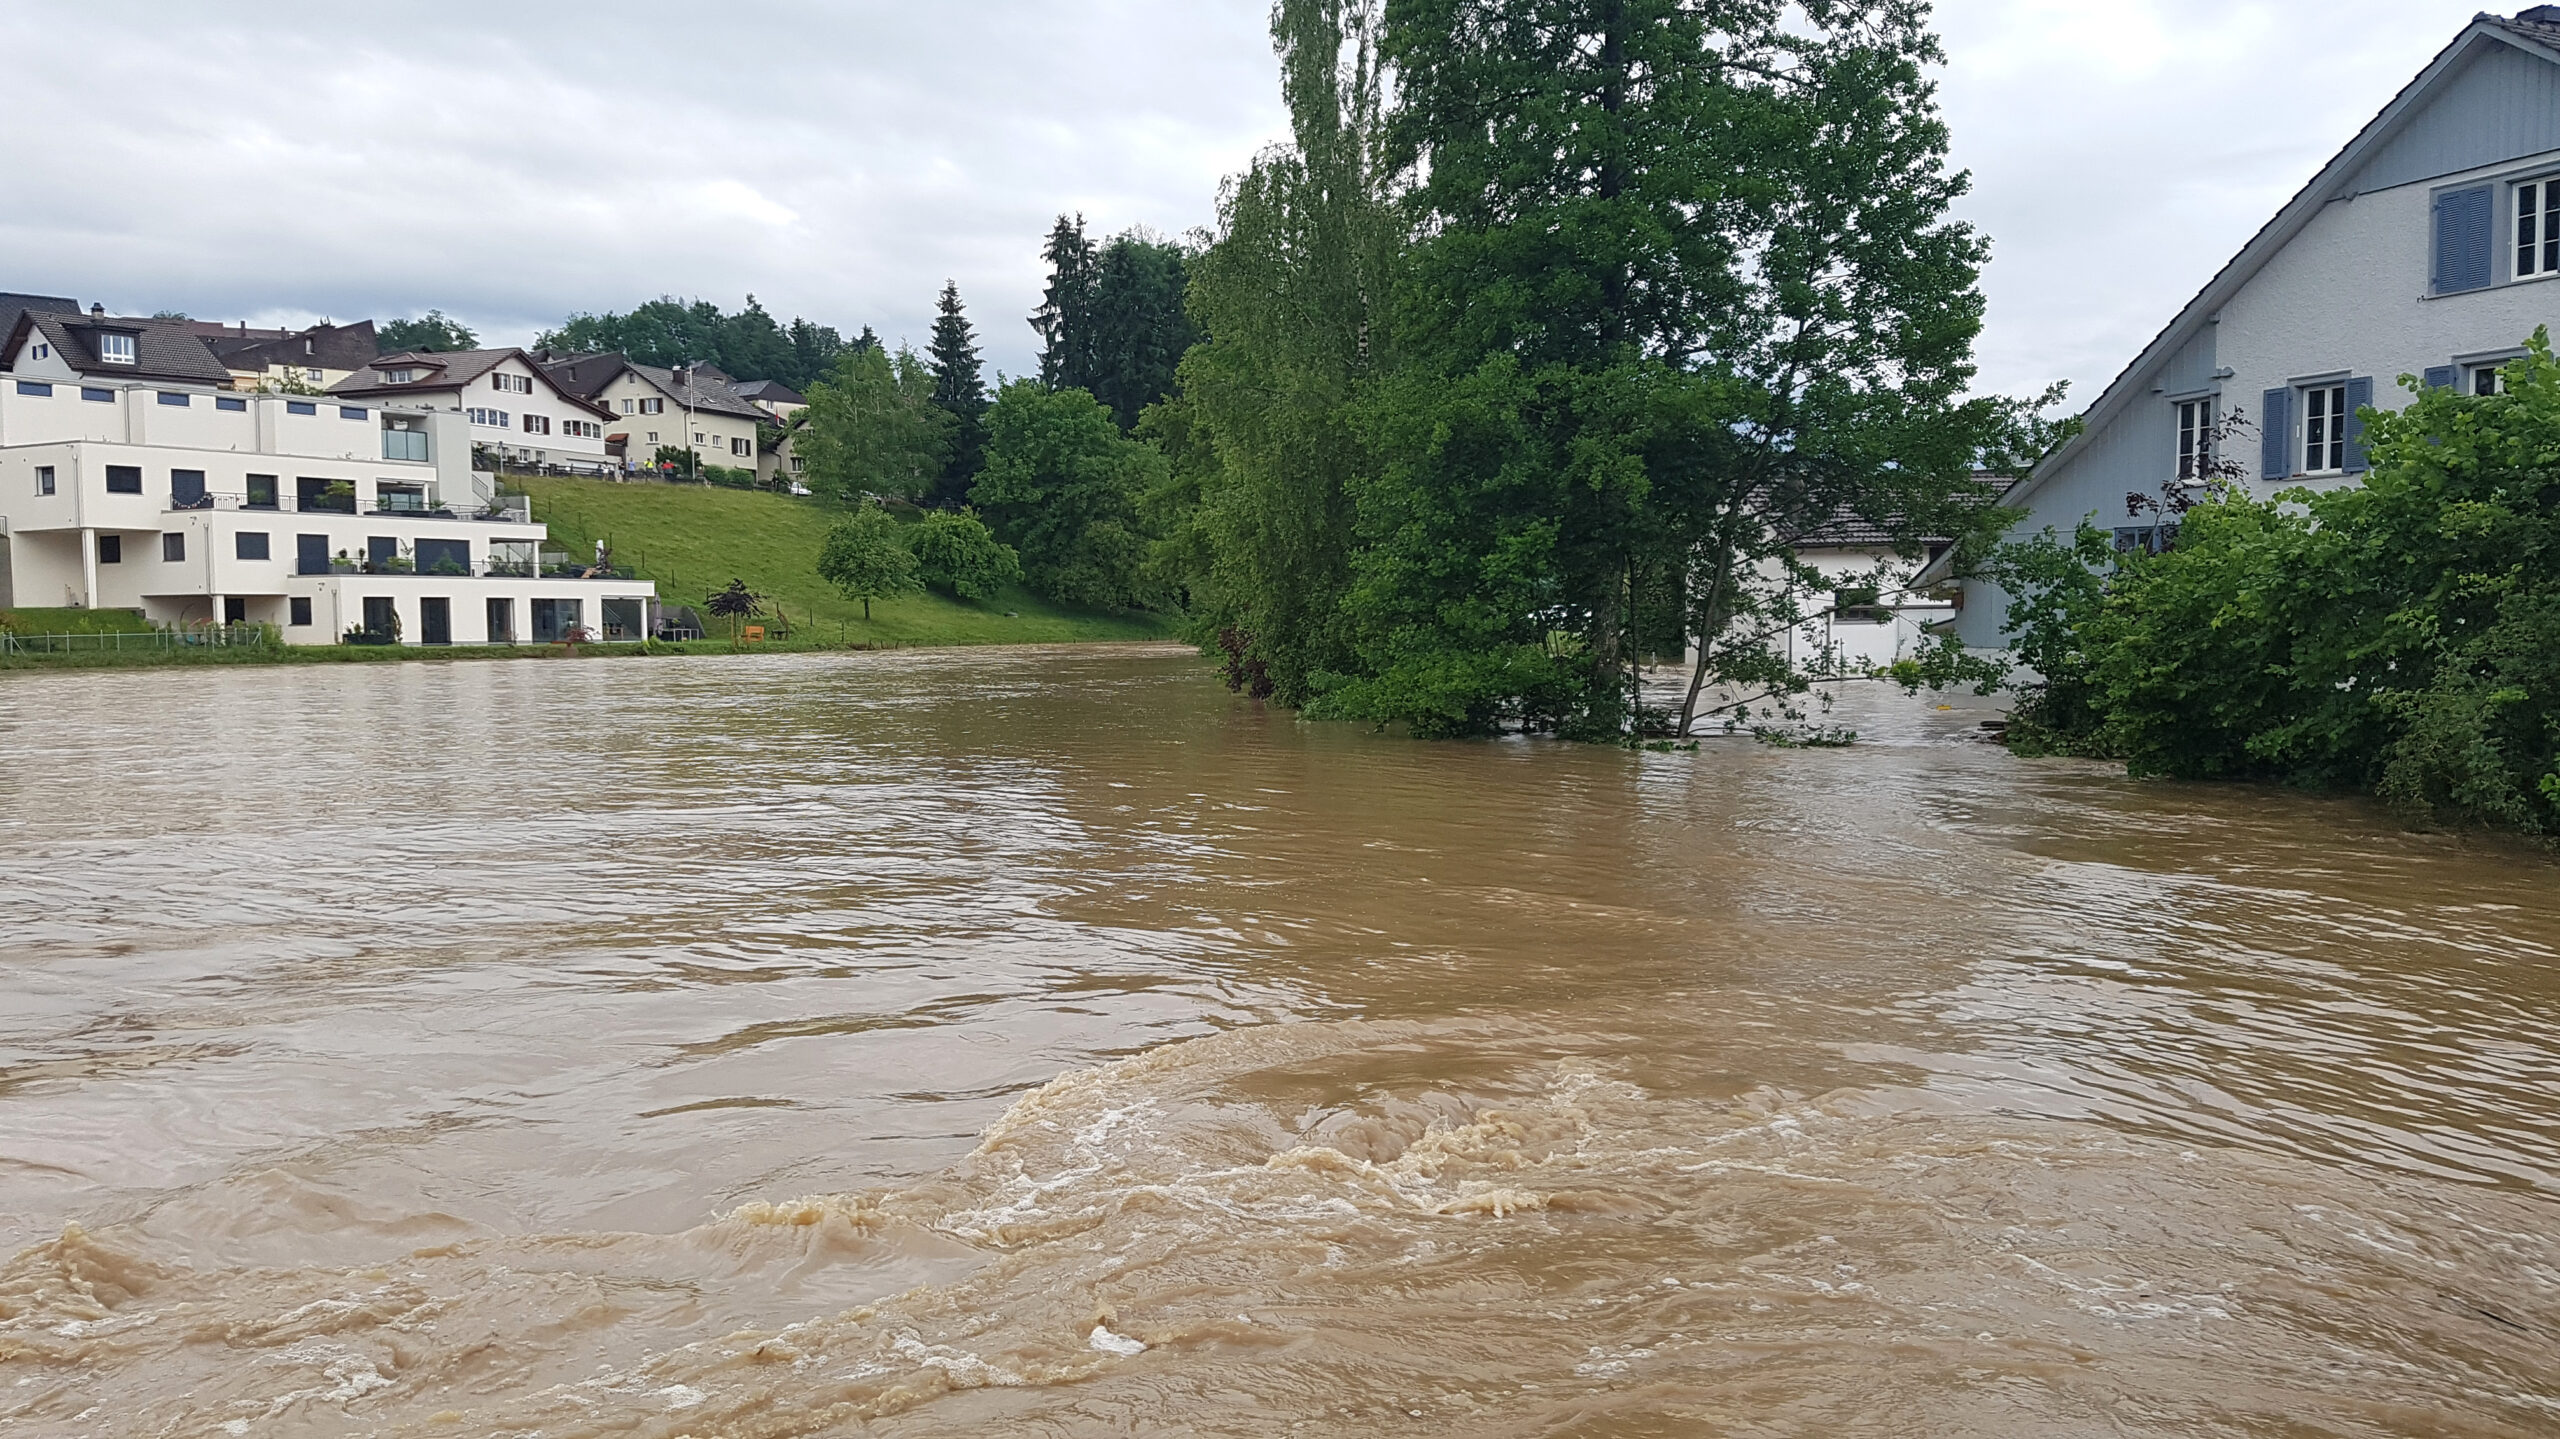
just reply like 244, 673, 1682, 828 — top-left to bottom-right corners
1032, 215, 1098, 390
926, 281, 990, 506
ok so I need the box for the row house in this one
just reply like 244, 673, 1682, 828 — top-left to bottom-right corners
1928, 6, 2560, 646
0, 309, 653, 645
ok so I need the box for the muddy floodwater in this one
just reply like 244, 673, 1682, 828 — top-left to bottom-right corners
0, 645, 2555, 1437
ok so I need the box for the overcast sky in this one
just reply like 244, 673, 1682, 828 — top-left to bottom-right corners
0, 0, 2496, 407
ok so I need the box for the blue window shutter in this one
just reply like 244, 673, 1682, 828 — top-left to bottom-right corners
2423, 364, 2457, 390
2260, 388, 2292, 479
2433, 186, 2493, 293
2342, 376, 2374, 473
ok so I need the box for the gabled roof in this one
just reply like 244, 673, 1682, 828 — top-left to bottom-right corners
733, 379, 807, 408
330, 347, 615, 419
0, 293, 78, 330
1, 309, 233, 384
1793, 473, 2008, 551
534, 350, 767, 421
1959, 10, 2560, 559
210, 321, 380, 374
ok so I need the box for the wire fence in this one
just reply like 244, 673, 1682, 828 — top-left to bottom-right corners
0, 625, 281, 655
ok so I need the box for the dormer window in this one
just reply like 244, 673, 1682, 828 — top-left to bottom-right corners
97, 333, 136, 365
378, 368, 418, 384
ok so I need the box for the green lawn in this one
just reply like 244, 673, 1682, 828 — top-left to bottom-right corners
515, 476, 1175, 647
0, 606, 159, 636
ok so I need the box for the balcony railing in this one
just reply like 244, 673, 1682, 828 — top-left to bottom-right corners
289, 557, 632, 582
382, 430, 430, 463
153, 491, 532, 522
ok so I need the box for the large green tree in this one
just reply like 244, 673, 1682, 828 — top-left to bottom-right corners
1030, 216, 1200, 429
797, 345, 955, 504
1298, 0, 2032, 737
926, 281, 991, 507
974, 381, 1163, 610
816, 505, 922, 620
377, 310, 477, 353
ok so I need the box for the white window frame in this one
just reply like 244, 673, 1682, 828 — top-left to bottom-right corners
731, 436, 751, 457
32, 342, 49, 361
2518, 176, 2560, 279
97, 333, 136, 364
2174, 398, 2214, 482
2302, 384, 2349, 476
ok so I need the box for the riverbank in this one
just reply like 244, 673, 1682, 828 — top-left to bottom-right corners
0, 633, 1186, 673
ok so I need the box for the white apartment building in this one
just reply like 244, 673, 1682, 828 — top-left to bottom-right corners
331, 348, 618, 475
0, 312, 655, 646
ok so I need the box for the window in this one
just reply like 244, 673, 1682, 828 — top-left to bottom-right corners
106, 465, 142, 494
2519, 177, 2560, 278
522, 414, 550, 435
2302, 384, 2348, 474
693, 431, 707, 445
160, 532, 184, 562
290, 597, 313, 627
96, 333, 136, 364
36, 466, 55, 496
2470, 363, 2512, 396
15, 381, 50, 397
2170, 396, 2211, 481
236, 532, 271, 560
2114, 523, 2177, 555
562, 419, 601, 439
216, 396, 246, 411
246, 474, 278, 509
621, 398, 636, 414
731, 436, 751, 457
491, 373, 531, 395
640, 397, 664, 415
157, 391, 190, 407
340, 406, 367, 420
97, 534, 122, 563
646, 431, 659, 443
790, 456, 804, 473
31, 342, 49, 360
170, 470, 208, 509
81, 387, 112, 403
287, 401, 317, 416
305, 368, 324, 383
378, 368, 417, 384
468, 407, 510, 427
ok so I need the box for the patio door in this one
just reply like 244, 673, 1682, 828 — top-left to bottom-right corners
420, 597, 451, 645
296, 533, 327, 576
486, 597, 514, 643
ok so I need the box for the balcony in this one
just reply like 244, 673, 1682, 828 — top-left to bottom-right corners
382, 428, 430, 463
288, 556, 635, 582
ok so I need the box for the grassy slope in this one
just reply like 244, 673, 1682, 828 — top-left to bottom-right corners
515, 477, 1174, 647
0, 607, 159, 635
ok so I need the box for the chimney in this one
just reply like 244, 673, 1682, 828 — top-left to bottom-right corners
90, 302, 104, 319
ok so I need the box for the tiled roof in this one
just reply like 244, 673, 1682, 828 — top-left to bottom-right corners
211, 321, 380, 374
0, 293, 78, 329
531, 351, 766, 421
1791, 473, 2009, 551
734, 379, 807, 407
331, 347, 614, 419
4, 310, 234, 384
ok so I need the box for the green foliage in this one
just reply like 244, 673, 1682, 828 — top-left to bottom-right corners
1988, 333, 2560, 835
816, 505, 923, 619
797, 345, 955, 504
905, 509, 1021, 601
926, 281, 990, 506
1188, 0, 2038, 739
1163, 0, 1396, 708
1032, 215, 1200, 429
975, 381, 1164, 610
536, 295, 850, 390
377, 310, 477, 353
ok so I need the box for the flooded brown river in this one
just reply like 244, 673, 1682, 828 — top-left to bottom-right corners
1, 644, 2555, 1437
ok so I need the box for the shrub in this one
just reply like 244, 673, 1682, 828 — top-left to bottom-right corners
906, 509, 1021, 601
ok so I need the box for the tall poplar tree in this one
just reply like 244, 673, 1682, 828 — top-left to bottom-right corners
926, 281, 990, 506
1172, 0, 1399, 705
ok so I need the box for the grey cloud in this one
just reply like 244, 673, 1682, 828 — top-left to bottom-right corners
0, 1, 2497, 402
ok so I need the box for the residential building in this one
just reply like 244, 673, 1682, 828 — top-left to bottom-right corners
537, 353, 772, 479
1927, 7, 2560, 648
330, 348, 618, 474
205, 320, 382, 393
732, 378, 808, 488
0, 312, 653, 644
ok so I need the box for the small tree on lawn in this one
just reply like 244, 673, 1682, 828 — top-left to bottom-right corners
705, 578, 763, 641
817, 505, 921, 620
